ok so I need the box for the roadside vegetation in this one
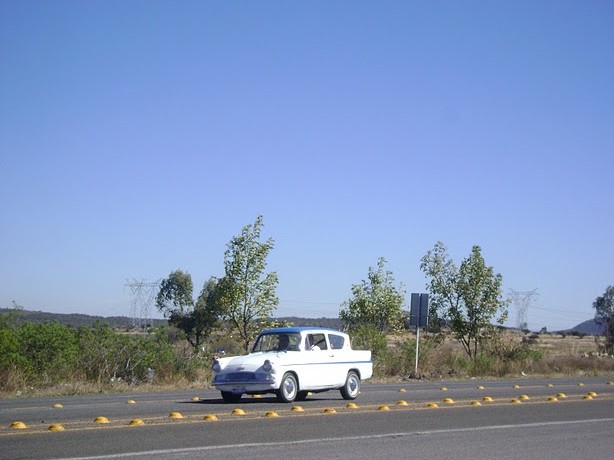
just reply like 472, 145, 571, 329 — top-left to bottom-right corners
2, 217, 613, 397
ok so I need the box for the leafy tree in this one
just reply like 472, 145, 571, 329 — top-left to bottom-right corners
593, 285, 614, 352
420, 242, 508, 362
339, 257, 405, 333
156, 270, 222, 352
217, 216, 279, 351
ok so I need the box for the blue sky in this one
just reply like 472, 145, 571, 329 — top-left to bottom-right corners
1, 0, 612, 331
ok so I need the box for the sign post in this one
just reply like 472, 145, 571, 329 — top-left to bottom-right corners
410, 293, 429, 377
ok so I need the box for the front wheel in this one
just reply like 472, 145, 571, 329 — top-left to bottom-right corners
276, 373, 298, 403
340, 371, 360, 400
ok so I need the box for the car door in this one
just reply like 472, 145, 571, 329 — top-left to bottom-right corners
298, 332, 335, 390
326, 332, 351, 386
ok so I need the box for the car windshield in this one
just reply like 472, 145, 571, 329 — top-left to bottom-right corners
252, 332, 301, 352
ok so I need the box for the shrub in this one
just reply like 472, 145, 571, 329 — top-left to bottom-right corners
18, 322, 80, 384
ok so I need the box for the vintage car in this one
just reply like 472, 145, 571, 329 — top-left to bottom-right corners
211, 327, 373, 403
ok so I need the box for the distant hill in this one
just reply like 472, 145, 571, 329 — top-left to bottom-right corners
563, 318, 605, 336
0, 309, 341, 330
1, 308, 603, 336
0, 308, 166, 329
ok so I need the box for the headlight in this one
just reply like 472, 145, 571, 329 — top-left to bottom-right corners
262, 359, 272, 372
212, 360, 221, 373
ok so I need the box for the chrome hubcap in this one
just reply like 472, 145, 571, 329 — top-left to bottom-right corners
283, 378, 296, 397
348, 376, 358, 395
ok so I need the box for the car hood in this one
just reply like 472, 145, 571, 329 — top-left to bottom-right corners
220, 351, 289, 371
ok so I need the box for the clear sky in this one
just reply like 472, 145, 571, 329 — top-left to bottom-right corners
1, 1, 612, 332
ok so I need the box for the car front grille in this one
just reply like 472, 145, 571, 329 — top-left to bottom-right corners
214, 371, 258, 383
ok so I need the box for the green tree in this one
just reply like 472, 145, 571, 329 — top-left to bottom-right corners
339, 257, 405, 333
420, 242, 508, 362
217, 216, 279, 351
156, 270, 222, 352
593, 285, 614, 352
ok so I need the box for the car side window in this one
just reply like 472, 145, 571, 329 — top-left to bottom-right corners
307, 333, 327, 350
329, 334, 345, 350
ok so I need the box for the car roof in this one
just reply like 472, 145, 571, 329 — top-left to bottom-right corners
259, 327, 344, 335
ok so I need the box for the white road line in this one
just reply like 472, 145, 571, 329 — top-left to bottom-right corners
62, 417, 614, 460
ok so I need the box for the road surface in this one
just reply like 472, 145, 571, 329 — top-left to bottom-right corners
2, 377, 613, 459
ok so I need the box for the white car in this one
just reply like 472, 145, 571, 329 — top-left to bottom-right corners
211, 327, 373, 403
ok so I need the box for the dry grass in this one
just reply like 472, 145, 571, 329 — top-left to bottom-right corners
0, 368, 214, 399
382, 330, 613, 381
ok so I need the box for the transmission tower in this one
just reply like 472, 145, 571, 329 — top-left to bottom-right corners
509, 289, 539, 331
126, 278, 160, 329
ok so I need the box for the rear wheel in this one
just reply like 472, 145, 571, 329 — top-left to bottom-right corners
340, 371, 360, 400
221, 391, 242, 403
276, 373, 298, 403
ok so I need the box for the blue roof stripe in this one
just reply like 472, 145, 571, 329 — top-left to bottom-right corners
259, 327, 342, 334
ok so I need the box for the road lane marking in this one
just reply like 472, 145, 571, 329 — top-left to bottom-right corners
61, 417, 614, 460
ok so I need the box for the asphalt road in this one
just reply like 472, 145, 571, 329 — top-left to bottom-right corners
2, 377, 613, 459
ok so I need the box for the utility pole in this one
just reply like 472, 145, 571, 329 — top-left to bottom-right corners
509, 289, 539, 331
125, 278, 160, 330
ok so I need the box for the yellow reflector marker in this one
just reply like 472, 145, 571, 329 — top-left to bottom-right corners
203, 414, 218, 422
265, 411, 279, 417
443, 398, 454, 404
399, 388, 407, 393
252, 394, 262, 399
232, 408, 246, 416
440, 387, 448, 392
482, 396, 493, 402
513, 384, 520, 389
607, 381, 613, 385
547, 397, 558, 402
169, 412, 183, 419
427, 403, 438, 408
52, 403, 63, 408
519, 395, 530, 401
511, 399, 521, 404
556, 393, 567, 399
191, 396, 200, 401
578, 383, 584, 387
547, 383, 554, 388
126, 400, 136, 405
10, 421, 27, 429
323, 408, 336, 414
48, 424, 64, 431
396, 400, 408, 406
346, 403, 359, 409
291, 406, 304, 412
587, 391, 598, 397
128, 419, 144, 426
471, 400, 482, 406
94, 416, 109, 424
477, 385, 485, 390
378, 405, 390, 411
583, 395, 593, 400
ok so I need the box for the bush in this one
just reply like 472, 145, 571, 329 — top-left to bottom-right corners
0, 317, 209, 393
